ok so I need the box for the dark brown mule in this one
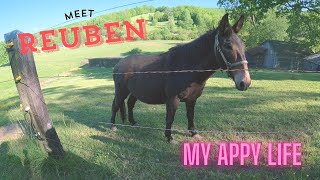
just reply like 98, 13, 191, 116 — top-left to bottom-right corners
110, 14, 251, 142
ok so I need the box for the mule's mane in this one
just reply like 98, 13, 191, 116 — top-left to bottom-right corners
167, 30, 215, 53
163, 29, 218, 66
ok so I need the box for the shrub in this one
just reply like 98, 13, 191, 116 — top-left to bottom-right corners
122, 47, 142, 56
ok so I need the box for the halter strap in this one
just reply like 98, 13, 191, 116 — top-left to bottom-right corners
214, 33, 248, 70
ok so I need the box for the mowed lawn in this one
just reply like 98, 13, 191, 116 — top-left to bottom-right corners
0, 40, 320, 179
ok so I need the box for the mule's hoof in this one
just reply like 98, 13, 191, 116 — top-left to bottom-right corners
131, 122, 139, 127
110, 126, 117, 131
192, 134, 203, 140
190, 129, 198, 135
170, 139, 179, 145
166, 136, 179, 145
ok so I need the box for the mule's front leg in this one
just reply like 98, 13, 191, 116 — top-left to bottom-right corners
165, 97, 180, 142
186, 100, 198, 137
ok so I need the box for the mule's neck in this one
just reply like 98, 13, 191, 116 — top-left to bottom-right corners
166, 31, 220, 70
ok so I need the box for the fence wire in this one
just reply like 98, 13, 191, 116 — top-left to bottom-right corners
102, 122, 307, 135
0, 67, 319, 85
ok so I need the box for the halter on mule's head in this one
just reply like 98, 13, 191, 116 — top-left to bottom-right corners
213, 14, 251, 91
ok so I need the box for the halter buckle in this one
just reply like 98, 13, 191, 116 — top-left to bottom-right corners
214, 34, 248, 70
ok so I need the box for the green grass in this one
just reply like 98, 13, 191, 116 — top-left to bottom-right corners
0, 40, 320, 179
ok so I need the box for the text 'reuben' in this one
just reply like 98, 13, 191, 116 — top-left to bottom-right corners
18, 19, 146, 54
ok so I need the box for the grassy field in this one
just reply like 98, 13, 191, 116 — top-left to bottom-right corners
0, 40, 320, 179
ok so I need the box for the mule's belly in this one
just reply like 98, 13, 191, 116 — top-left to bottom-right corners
178, 82, 205, 101
127, 74, 166, 104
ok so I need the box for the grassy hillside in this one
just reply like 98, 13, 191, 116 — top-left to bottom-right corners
0, 40, 320, 179
29, 6, 225, 47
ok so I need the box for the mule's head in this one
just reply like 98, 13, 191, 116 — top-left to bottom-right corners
214, 14, 251, 91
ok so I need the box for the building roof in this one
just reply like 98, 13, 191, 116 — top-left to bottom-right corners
304, 53, 320, 61
303, 54, 320, 66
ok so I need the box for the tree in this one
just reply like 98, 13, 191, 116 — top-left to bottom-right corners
148, 14, 153, 21
244, 10, 289, 48
176, 28, 192, 41
153, 11, 164, 23
218, 0, 320, 52
159, 27, 172, 40
148, 30, 161, 40
177, 9, 194, 29
167, 15, 175, 31
218, 0, 319, 23
193, 13, 204, 27
156, 6, 170, 13
123, 47, 142, 56
287, 11, 320, 52
152, 16, 158, 26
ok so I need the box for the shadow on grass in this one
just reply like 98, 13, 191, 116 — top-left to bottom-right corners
1, 139, 320, 179
0, 95, 21, 126
71, 66, 114, 80
90, 134, 179, 162
41, 151, 114, 179
0, 141, 116, 179
0, 142, 32, 179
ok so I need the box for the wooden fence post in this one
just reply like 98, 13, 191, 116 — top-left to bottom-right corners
4, 30, 64, 159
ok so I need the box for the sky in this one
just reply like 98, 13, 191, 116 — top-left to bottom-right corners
0, 0, 219, 42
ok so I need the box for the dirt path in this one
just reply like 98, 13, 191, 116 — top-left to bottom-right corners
0, 123, 23, 143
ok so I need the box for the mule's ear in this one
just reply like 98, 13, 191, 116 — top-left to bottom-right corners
232, 15, 245, 33
218, 13, 232, 37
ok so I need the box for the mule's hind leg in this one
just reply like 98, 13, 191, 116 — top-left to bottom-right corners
127, 94, 138, 126
110, 83, 129, 130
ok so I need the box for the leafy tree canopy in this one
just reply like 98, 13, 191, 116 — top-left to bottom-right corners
218, 0, 320, 52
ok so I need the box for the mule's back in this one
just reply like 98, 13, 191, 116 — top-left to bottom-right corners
114, 55, 163, 74
113, 54, 167, 104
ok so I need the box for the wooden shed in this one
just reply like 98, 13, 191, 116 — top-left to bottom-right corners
246, 47, 267, 68
303, 54, 320, 71
246, 40, 311, 69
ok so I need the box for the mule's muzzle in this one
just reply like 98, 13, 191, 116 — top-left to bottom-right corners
238, 81, 248, 91
235, 78, 251, 91
234, 69, 251, 91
